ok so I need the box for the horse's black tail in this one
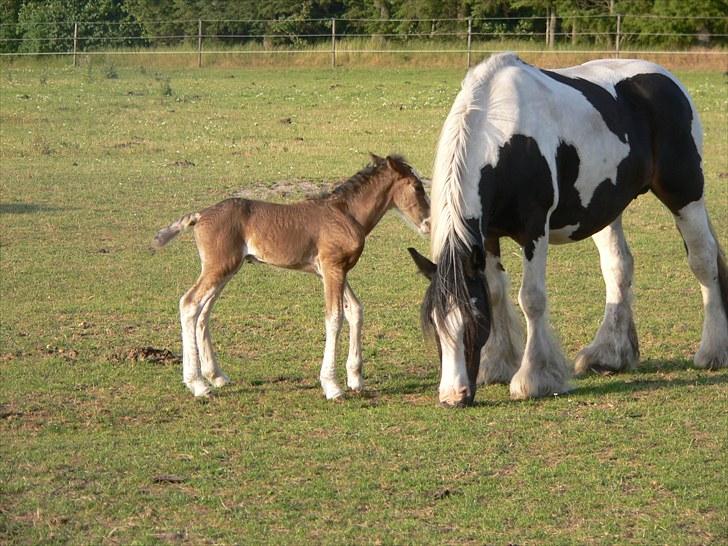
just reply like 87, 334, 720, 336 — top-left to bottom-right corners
710, 217, 728, 321
151, 212, 200, 252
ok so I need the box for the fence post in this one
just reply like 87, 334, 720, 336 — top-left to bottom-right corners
466, 17, 472, 68
331, 18, 336, 68
545, 10, 550, 47
615, 13, 621, 58
72, 22, 78, 67
197, 19, 203, 68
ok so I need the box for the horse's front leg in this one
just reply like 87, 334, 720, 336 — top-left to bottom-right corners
343, 282, 364, 392
320, 268, 346, 400
510, 235, 572, 399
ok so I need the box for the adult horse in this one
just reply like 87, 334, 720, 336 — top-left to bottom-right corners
409, 52, 727, 407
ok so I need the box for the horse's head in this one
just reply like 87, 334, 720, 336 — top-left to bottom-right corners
408, 243, 491, 407
373, 153, 430, 235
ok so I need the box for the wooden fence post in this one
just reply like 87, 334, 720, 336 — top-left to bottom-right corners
466, 17, 472, 68
331, 18, 336, 68
72, 22, 78, 67
615, 14, 622, 58
197, 19, 203, 68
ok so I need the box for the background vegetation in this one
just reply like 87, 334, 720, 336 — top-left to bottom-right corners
1, 0, 727, 54
0, 55, 726, 543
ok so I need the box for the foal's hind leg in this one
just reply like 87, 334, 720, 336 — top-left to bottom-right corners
672, 200, 728, 368
343, 282, 364, 392
180, 279, 216, 397
197, 276, 234, 388
575, 217, 640, 375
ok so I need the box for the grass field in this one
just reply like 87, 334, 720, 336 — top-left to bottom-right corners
0, 57, 726, 544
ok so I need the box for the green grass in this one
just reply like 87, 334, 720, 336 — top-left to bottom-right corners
0, 60, 726, 545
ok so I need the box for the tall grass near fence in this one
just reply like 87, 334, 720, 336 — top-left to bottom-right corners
0, 62, 726, 544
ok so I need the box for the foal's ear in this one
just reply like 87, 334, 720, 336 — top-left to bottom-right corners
408, 247, 436, 280
369, 152, 384, 164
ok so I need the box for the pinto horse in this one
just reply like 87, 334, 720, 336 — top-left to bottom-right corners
154, 154, 430, 399
409, 53, 727, 407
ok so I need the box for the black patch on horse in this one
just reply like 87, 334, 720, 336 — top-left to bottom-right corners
479, 135, 554, 260
542, 70, 703, 215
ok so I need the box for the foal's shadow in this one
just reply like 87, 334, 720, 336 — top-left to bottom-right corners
569, 358, 728, 398
0, 203, 62, 214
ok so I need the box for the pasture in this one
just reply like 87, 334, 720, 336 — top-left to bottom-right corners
0, 57, 726, 544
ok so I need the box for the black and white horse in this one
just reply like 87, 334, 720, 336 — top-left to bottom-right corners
409, 52, 727, 407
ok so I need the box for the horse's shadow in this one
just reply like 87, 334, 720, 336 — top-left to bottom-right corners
570, 358, 728, 398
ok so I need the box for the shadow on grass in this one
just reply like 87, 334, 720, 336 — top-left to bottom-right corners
570, 358, 728, 398
0, 203, 61, 214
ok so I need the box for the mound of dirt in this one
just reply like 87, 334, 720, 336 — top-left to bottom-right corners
114, 346, 180, 366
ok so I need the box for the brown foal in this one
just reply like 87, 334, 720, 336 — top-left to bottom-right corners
153, 154, 430, 399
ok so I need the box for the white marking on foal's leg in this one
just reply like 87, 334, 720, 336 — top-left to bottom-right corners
319, 310, 345, 400
477, 251, 524, 385
575, 217, 639, 375
343, 283, 364, 392
675, 200, 728, 369
197, 284, 231, 389
510, 236, 572, 400
179, 290, 210, 398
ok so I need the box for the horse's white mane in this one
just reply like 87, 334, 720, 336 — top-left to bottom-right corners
430, 52, 521, 261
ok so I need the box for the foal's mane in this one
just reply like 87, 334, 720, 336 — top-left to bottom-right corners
312, 154, 414, 202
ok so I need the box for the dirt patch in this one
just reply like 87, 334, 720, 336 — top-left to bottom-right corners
233, 178, 337, 200
113, 346, 181, 366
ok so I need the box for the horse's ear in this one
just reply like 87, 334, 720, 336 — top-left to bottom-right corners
408, 247, 436, 280
369, 152, 384, 164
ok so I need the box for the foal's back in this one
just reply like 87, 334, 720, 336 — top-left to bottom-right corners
194, 197, 363, 273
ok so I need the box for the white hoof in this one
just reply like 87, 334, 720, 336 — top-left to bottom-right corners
347, 375, 364, 393
185, 378, 211, 398
322, 382, 344, 400
208, 373, 231, 388
694, 346, 728, 370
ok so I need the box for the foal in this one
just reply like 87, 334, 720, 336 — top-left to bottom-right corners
153, 154, 430, 399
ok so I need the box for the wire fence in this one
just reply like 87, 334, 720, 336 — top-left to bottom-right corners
1, 14, 726, 68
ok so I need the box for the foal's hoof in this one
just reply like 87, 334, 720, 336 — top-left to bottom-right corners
209, 373, 231, 388
694, 348, 728, 370
186, 379, 211, 398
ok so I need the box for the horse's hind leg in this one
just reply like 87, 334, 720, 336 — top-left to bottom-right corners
343, 282, 364, 392
672, 199, 728, 368
575, 216, 640, 375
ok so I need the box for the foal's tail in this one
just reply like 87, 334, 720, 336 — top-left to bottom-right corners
151, 212, 201, 251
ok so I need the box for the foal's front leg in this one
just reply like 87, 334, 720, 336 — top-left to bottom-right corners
343, 282, 364, 392
320, 268, 346, 400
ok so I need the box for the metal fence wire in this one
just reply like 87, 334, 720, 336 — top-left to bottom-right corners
1, 14, 726, 68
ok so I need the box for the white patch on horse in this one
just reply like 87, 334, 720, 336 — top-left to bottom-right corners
549, 224, 580, 244
434, 307, 471, 405
675, 199, 728, 369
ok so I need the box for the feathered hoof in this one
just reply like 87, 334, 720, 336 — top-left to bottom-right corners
574, 344, 637, 377
694, 347, 728, 370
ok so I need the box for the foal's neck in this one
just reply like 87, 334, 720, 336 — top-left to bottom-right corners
340, 172, 396, 234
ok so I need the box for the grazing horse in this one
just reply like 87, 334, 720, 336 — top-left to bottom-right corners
409, 52, 727, 407
153, 154, 430, 399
